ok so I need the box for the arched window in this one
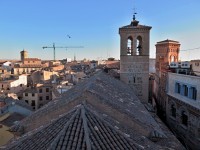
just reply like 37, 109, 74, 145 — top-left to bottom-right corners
170, 55, 175, 63
127, 36, 133, 55
171, 104, 176, 118
136, 36, 142, 55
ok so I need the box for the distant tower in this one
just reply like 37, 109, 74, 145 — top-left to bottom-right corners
155, 39, 180, 71
74, 53, 76, 61
119, 13, 152, 103
20, 49, 28, 61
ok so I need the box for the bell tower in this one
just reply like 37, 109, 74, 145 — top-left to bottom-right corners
20, 49, 28, 62
119, 14, 152, 103
155, 39, 180, 71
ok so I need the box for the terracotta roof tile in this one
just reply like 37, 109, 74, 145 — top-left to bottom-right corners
4, 71, 185, 150
6, 105, 140, 150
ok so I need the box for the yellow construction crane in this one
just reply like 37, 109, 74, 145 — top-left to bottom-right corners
42, 43, 83, 61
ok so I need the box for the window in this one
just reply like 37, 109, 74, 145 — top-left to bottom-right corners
171, 104, 176, 118
32, 93, 35, 97
175, 83, 181, 94
181, 111, 188, 127
46, 88, 49, 92
25, 93, 28, 96
190, 87, 197, 100
39, 89, 42, 93
46, 96, 49, 100
183, 85, 188, 96
39, 97, 43, 101
31, 100, 35, 106
25, 100, 28, 104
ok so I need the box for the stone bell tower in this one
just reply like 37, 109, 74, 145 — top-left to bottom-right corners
119, 14, 152, 103
20, 49, 28, 62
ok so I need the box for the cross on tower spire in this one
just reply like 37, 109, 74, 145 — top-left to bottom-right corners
133, 8, 137, 20
131, 8, 139, 26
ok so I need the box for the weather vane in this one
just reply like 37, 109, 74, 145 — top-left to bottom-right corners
133, 8, 137, 20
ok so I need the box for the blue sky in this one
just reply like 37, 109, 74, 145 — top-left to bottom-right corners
0, 0, 200, 61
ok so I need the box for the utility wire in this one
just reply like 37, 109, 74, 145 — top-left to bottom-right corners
180, 47, 200, 51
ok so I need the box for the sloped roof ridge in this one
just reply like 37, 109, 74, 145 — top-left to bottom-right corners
6, 106, 78, 149
84, 105, 142, 150
49, 104, 141, 150
50, 105, 87, 149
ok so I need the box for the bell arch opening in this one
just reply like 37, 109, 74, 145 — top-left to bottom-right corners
136, 36, 142, 55
127, 36, 133, 55
170, 55, 176, 63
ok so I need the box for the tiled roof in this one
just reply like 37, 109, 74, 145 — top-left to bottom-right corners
24, 58, 41, 61
51, 105, 138, 150
4, 71, 185, 150
23, 88, 37, 93
156, 39, 180, 44
105, 61, 120, 69
120, 20, 151, 30
0, 97, 33, 112
5, 105, 139, 150
0, 112, 25, 127
14, 64, 42, 68
7, 108, 76, 149
120, 24, 152, 29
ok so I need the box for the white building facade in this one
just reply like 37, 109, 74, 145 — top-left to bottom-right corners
0, 75, 27, 93
167, 72, 200, 149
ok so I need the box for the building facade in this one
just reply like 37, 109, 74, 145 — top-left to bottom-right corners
119, 16, 151, 103
22, 84, 52, 110
167, 72, 200, 150
12, 50, 43, 75
31, 70, 58, 84
153, 39, 200, 149
0, 75, 27, 93
191, 59, 200, 76
153, 39, 180, 118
